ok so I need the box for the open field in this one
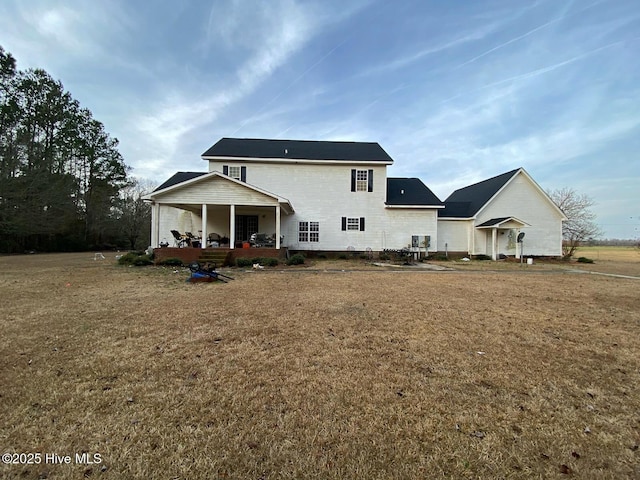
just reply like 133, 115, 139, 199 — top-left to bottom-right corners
1, 252, 639, 479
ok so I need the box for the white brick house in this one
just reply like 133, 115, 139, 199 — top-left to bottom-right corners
145, 138, 565, 259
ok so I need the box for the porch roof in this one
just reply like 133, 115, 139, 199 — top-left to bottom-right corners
144, 171, 294, 214
476, 216, 530, 228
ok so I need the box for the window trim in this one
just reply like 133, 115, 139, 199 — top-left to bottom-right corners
299, 221, 319, 242
351, 169, 373, 192
223, 165, 247, 182
341, 217, 365, 231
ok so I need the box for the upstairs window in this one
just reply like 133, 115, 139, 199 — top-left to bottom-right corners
223, 165, 247, 182
228, 166, 241, 180
351, 169, 373, 192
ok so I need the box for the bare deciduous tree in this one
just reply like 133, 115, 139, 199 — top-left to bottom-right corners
548, 187, 603, 258
117, 178, 155, 250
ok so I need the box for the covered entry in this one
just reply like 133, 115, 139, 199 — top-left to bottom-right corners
476, 217, 529, 260
144, 171, 294, 249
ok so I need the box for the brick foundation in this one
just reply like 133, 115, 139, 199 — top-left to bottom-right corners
153, 247, 286, 266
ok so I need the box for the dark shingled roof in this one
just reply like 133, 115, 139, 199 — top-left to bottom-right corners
202, 137, 394, 162
439, 168, 520, 217
386, 178, 443, 206
154, 171, 206, 192
476, 217, 511, 227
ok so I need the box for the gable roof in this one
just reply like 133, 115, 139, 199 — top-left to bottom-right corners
439, 168, 520, 218
154, 171, 206, 192
476, 216, 530, 228
145, 170, 294, 214
386, 178, 444, 207
202, 137, 394, 163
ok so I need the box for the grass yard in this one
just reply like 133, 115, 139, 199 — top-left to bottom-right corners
1, 252, 639, 479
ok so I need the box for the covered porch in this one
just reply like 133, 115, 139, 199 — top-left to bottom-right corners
476, 216, 530, 260
145, 171, 294, 250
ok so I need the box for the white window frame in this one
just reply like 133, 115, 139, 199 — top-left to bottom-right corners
356, 170, 368, 192
228, 166, 241, 180
347, 218, 360, 231
299, 221, 319, 242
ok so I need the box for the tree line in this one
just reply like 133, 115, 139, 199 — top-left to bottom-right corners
0, 46, 151, 253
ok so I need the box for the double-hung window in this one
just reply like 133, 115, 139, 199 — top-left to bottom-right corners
299, 221, 319, 242
223, 165, 247, 182
350, 169, 374, 192
341, 217, 365, 231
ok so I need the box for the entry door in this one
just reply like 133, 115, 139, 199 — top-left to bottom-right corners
235, 215, 259, 242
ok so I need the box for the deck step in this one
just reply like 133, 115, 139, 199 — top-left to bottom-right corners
197, 250, 230, 266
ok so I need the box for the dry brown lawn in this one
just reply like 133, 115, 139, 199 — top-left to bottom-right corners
1, 252, 639, 479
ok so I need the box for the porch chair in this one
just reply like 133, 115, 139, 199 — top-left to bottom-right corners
185, 231, 201, 248
207, 233, 222, 247
170, 230, 189, 248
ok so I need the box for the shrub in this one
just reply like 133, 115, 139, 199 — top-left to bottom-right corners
260, 257, 279, 267
117, 252, 140, 265
157, 257, 183, 266
337, 253, 347, 260
132, 256, 153, 266
474, 254, 492, 261
577, 256, 594, 264
378, 253, 390, 261
236, 257, 254, 268
433, 255, 449, 261
287, 253, 305, 265
118, 252, 153, 266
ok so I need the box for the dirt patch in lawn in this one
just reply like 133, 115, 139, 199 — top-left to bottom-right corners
1, 252, 639, 479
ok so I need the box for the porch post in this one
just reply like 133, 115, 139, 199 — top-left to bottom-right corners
492, 228, 497, 260
151, 202, 160, 247
229, 204, 235, 249
201, 204, 208, 249
275, 204, 281, 249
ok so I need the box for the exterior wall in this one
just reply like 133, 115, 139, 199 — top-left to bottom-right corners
379, 208, 438, 251
437, 219, 471, 253
158, 205, 199, 246
473, 173, 563, 256
208, 161, 407, 251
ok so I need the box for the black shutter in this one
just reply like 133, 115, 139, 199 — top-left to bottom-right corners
223, 165, 228, 176
368, 169, 373, 192
341, 217, 347, 231
360, 217, 365, 231
241, 166, 246, 182
351, 169, 356, 192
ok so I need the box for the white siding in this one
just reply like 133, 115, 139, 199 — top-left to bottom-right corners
474, 173, 563, 256
380, 209, 439, 251
210, 162, 382, 250
437, 220, 471, 253
156, 175, 278, 206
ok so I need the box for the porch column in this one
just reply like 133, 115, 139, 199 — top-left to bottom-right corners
275, 204, 281, 249
491, 228, 497, 260
201, 204, 208, 249
151, 202, 160, 247
229, 204, 235, 249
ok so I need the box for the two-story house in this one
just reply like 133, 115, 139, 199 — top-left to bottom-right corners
145, 137, 564, 259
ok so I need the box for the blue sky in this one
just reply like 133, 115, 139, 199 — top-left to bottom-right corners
1, 0, 638, 239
